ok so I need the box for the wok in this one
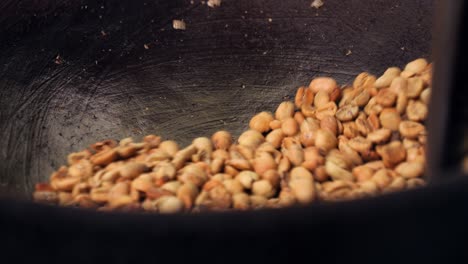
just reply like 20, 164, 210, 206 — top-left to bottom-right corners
1, 0, 467, 263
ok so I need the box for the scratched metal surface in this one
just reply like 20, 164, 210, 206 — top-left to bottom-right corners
0, 0, 433, 197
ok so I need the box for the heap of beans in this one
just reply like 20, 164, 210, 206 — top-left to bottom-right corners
33, 58, 431, 213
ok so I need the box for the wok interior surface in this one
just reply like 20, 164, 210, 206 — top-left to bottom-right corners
0, 0, 433, 197
4, 1, 468, 263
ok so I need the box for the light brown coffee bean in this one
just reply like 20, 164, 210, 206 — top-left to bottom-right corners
90, 149, 118, 166
250, 195, 268, 208
275, 101, 295, 121
252, 180, 275, 198
269, 119, 282, 130
117, 145, 138, 159
295, 86, 314, 108
178, 164, 208, 187
236, 171, 259, 189
396, 91, 408, 114
404, 58, 428, 75
250, 111, 274, 133
281, 118, 299, 136
329, 87, 342, 102
348, 136, 372, 153
120, 163, 149, 180
352, 88, 371, 107
389, 77, 407, 94
160, 181, 181, 194
320, 116, 338, 136
238, 130, 265, 148
289, 167, 316, 204
355, 117, 374, 136
232, 193, 250, 210
315, 129, 337, 152
302, 147, 323, 171
253, 152, 277, 176
68, 160, 93, 179
364, 98, 383, 116
300, 118, 319, 147
301, 104, 316, 118
278, 156, 291, 174
353, 72, 376, 91
379, 108, 401, 131
309, 77, 337, 94
314, 90, 330, 108
312, 166, 328, 182
372, 169, 392, 189
315, 102, 338, 120
177, 182, 199, 209
352, 165, 375, 182
325, 159, 354, 182
367, 128, 392, 144
420, 88, 431, 105
399, 121, 425, 139
367, 113, 380, 130
336, 105, 359, 122
395, 162, 424, 178
406, 77, 424, 98
342, 122, 360, 139
294, 112, 305, 125
406, 100, 428, 121
375, 88, 397, 107
210, 131, 232, 151
265, 129, 284, 149
67, 150, 92, 166
285, 143, 304, 167
159, 140, 179, 157
376, 141, 406, 168
375, 67, 401, 88
157, 196, 185, 214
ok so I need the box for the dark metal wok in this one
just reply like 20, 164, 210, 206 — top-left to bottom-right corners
1, 0, 467, 263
